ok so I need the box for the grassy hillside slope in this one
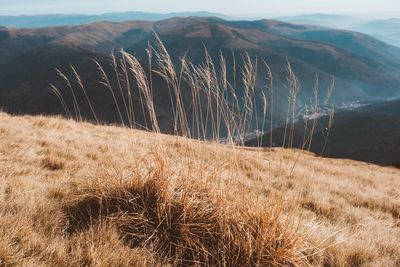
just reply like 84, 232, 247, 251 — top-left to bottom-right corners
0, 112, 399, 266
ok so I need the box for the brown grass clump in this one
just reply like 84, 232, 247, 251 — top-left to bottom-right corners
64, 162, 303, 266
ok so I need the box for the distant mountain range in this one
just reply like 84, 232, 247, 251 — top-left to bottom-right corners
2, 12, 400, 47
276, 14, 362, 29
277, 14, 400, 47
0, 11, 230, 28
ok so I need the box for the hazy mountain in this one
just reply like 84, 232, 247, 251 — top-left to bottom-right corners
355, 19, 400, 48
0, 11, 229, 28
277, 14, 400, 47
1, 17, 400, 134
276, 14, 361, 29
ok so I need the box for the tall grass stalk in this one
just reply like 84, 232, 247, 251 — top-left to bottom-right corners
286, 62, 300, 149
120, 55, 135, 128
321, 106, 335, 156
49, 83, 72, 119
93, 60, 125, 126
70, 65, 99, 124
264, 61, 274, 148
121, 50, 160, 134
307, 74, 319, 151
152, 32, 189, 137
55, 68, 82, 121
111, 50, 131, 127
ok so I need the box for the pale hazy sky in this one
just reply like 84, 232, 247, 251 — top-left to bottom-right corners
1, 0, 399, 17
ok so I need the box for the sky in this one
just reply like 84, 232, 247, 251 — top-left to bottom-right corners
1, 0, 399, 17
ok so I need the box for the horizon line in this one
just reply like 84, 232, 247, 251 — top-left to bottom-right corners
0, 10, 399, 19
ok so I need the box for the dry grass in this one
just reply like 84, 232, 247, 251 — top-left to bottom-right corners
0, 112, 399, 266
51, 33, 290, 145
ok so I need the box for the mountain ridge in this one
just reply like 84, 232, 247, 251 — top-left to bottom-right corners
1, 17, 399, 145
0, 11, 230, 28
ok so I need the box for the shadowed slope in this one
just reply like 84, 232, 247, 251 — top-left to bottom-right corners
247, 100, 400, 166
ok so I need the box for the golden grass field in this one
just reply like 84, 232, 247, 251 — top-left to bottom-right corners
0, 112, 399, 266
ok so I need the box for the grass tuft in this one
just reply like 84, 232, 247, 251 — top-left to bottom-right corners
64, 153, 304, 266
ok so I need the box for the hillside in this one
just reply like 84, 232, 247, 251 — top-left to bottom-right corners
247, 99, 400, 166
0, 112, 399, 266
1, 17, 400, 130
312, 100, 400, 165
